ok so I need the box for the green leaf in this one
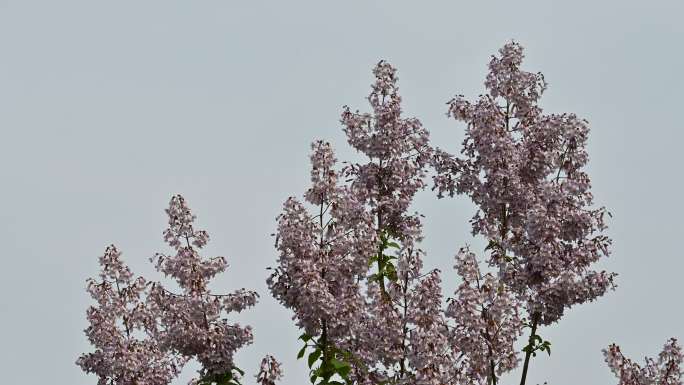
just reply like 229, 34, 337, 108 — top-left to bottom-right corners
300, 333, 312, 342
379, 233, 388, 243
368, 255, 378, 266
308, 349, 322, 368
386, 241, 400, 249
485, 240, 497, 251
310, 375, 318, 384
384, 262, 395, 273
298, 345, 307, 359
233, 367, 245, 376
330, 358, 348, 369
385, 262, 398, 282
337, 364, 351, 378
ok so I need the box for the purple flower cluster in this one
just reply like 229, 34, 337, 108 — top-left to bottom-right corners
78, 195, 281, 385
76, 245, 185, 385
443, 247, 523, 384
149, 195, 259, 379
268, 140, 375, 338
340, 61, 445, 384
341, 60, 431, 242
77, 41, 680, 385
433, 41, 616, 325
604, 338, 682, 385
270, 43, 661, 385
270, 61, 449, 385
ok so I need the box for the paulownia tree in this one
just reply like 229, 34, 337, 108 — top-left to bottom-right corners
432, 41, 620, 385
78, 42, 681, 385
269, 42, 682, 385
78, 195, 283, 385
268, 61, 452, 385
77, 245, 185, 385
434, 41, 681, 385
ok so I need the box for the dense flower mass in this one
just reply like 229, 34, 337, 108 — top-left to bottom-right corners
268, 140, 375, 337
341, 60, 432, 242
270, 61, 451, 385
340, 60, 444, 385
76, 245, 184, 385
432, 41, 616, 325
77, 42, 678, 385
403, 267, 452, 385
78, 195, 269, 385
444, 247, 524, 384
604, 339, 683, 385
149, 195, 259, 379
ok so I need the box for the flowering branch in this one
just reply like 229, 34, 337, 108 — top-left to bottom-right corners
78, 195, 279, 385
433, 41, 616, 384
604, 338, 682, 385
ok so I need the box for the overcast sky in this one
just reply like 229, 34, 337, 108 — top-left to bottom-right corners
1, 1, 682, 384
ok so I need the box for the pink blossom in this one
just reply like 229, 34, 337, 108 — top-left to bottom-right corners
268, 141, 375, 338
444, 247, 524, 384
271, 61, 447, 385
76, 245, 185, 385
433, 41, 616, 325
341, 60, 432, 244
604, 338, 682, 385
149, 195, 258, 380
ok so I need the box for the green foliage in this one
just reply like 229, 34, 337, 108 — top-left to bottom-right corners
522, 334, 552, 357
369, 230, 401, 285
197, 366, 245, 385
297, 333, 354, 385
484, 240, 514, 262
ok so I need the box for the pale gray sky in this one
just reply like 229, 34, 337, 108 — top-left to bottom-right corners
1, 1, 682, 385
